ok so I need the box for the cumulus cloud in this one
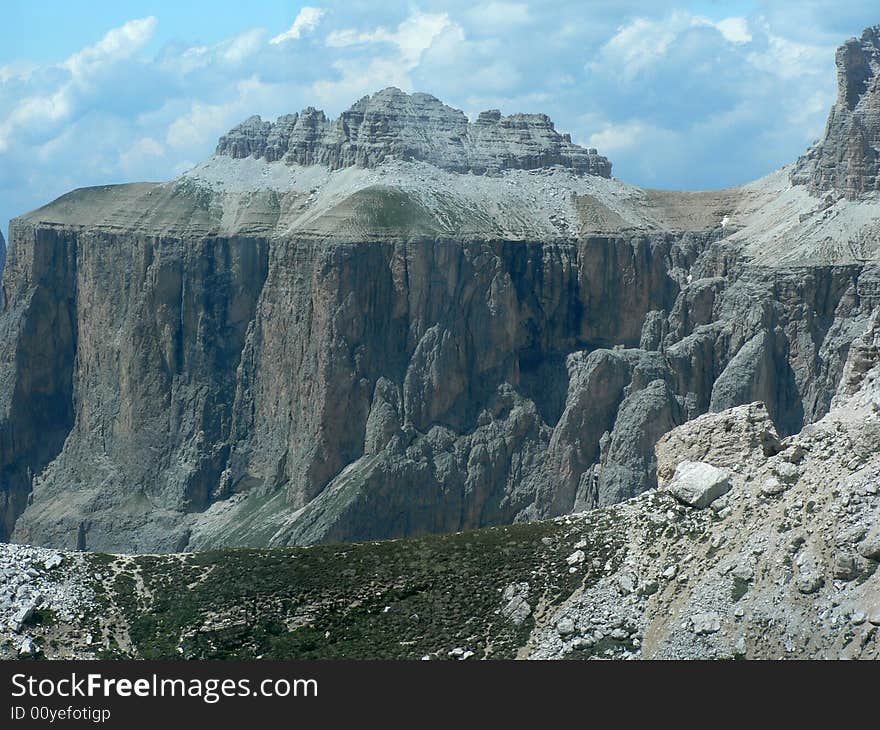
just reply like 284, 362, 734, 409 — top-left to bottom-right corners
594, 14, 691, 81
465, 3, 532, 30
223, 28, 268, 64
119, 137, 166, 175
0, 17, 157, 154
326, 11, 454, 66
1, 1, 878, 236
571, 8, 853, 187
165, 76, 277, 149
315, 11, 458, 106
270, 7, 325, 45
715, 17, 752, 45
746, 25, 833, 81
592, 12, 758, 82
63, 17, 158, 78
588, 119, 667, 153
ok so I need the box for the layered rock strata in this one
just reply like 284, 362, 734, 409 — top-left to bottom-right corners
216, 87, 612, 177
1, 33, 880, 553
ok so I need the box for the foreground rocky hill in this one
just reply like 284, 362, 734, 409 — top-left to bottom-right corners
1, 29, 880, 556
2, 310, 877, 660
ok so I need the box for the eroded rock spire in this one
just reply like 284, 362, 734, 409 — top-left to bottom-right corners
792, 25, 880, 199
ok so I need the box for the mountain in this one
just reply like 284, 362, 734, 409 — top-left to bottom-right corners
792, 25, 880, 198
0, 28, 879, 556
215, 87, 613, 177
3, 310, 878, 660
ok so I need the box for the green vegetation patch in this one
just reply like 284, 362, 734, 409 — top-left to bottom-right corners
352, 187, 442, 236
731, 576, 750, 602
96, 512, 625, 660
25, 608, 58, 628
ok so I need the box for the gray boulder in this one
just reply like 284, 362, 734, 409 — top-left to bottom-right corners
12, 599, 38, 633
666, 461, 731, 508
857, 523, 880, 560
18, 637, 37, 657
500, 583, 532, 625
691, 611, 722, 635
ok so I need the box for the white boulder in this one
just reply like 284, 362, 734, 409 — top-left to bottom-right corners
666, 461, 732, 509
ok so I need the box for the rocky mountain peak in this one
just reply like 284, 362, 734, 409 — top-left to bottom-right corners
792, 24, 880, 199
838, 25, 880, 110
215, 87, 612, 177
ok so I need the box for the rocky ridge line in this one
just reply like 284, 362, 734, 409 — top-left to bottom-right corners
215, 87, 612, 177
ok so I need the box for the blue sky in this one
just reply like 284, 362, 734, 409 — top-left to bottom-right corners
1, 1, 878, 237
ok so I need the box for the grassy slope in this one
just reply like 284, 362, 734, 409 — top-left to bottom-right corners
84, 511, 625, 660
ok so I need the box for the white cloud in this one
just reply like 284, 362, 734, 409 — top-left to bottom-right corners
747, 28, 833, 81
224, 28, 267, 64
166, 101, 234, 148
315, 11, 460, 106
158, 28, 268, 75
465, 3, 531, 29
593, 12, 757, 82
63, 17, 157, 79
588, 119, 652, 153
0, 61, 40, 84
0, 90, 70, 151
166, 76, 276, 149
3, 0, 877, 235
715, 17, 752, 45
593, 13, 694, 81
394, 12, 455, 65
169, 45, 210, 74
326, 11, 454, 66
119, 136, 166, 175
270, 7, 325, 45
0, 17, 157, 152
311, 57, 413, 108
586, 118, 682, 158
576, 8, 844, 188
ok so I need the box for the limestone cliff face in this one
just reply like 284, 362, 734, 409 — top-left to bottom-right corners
792, 25, 880, 199
7, 225, 268, 551
4, 195, 877, 553
0, 228, 76, 541
2, 63, 880, 552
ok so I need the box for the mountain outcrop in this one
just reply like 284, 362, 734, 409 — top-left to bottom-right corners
1, 28, 880, 555
792, 24, 880, 199
216, 87, 612, 177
